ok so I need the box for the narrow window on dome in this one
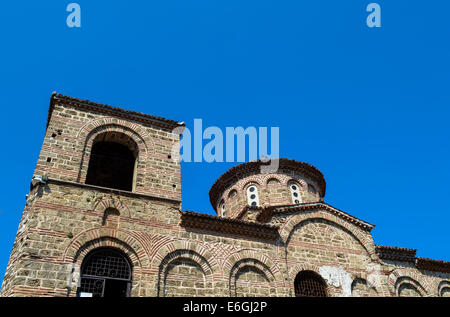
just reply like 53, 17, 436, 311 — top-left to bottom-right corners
247, 185, 259, 207
221, 202, 226, 217
289, 182, 302, 204
228, 189, 238, 199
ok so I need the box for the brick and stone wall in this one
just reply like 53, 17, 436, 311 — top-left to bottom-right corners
1, 94, 448, 297
3, 179, 448, 297
214, 172, 322, 218
35, 99, 181, 201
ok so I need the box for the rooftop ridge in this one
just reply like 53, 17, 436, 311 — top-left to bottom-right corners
47, 92, 185, 131
273, 202, 376, 231
376, 245, 450, 272
179, 210, 279, 241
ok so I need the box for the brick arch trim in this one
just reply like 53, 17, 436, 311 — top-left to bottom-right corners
287, 263, 321, 280
76, 117, 154, 154
240, 180, 262, 191
286, 178, 304, 187
158, 249, 213, 276
80, 122, 150, 156
229, 258, 276, 297
63, 235, 145, 298
438, 280, 450, 297
223, 249, 283, 284
230, 259, 275, 282
288, 264, 333, 296
387, 269, 429, 296
92, 197, 131, 218
71, 237, 139, 269
280, 211, 377, 261
265, 176, 282, 186
77, 122, 153, 183
156, 249, 214, 297
151, 240, 218, 270
63, 228, 150, 269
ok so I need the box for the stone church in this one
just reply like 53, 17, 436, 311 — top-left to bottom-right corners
1, 93, 449, 297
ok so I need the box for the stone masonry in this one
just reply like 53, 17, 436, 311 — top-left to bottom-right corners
1, 93, 449, 297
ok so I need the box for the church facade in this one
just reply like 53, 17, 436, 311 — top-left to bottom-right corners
1, 93, 449, 297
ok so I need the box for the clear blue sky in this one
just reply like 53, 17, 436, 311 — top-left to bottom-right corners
0, 1, 449, 283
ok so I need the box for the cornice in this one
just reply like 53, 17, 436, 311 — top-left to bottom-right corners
377, 246, 450, 273
179, 210, 279, 241
47, 92, 185, 131
273, 202, 375, 231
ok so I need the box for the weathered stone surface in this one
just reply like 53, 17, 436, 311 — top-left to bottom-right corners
1, 94, 448, 298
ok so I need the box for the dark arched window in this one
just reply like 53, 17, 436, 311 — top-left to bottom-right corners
102, 208, 120, 228
85, 132, 137, 191
294, 270, 327, 297
77, 248, 132, 297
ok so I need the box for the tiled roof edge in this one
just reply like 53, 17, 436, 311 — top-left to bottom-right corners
273, 202, 376, 231
377, 246, 450, 272
47, 92, 185, 131
416, 257, 450, 273
375, 245, 417, 262
179, 210, 279, 241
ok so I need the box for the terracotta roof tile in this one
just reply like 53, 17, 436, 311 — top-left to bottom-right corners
416, 257, 450, 273
273, 202, 375, 231
47, 92, 184, 130
376, 245, 417, 262
179, 210, 279, 240
376, 246, 450, 272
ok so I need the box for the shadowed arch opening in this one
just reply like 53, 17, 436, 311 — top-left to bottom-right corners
396, 277, 423, 297
294, 270, 327, 297
102, 208, 120, 228
77, 247, 133, 297
439, 281, 450, 297
85, 132, 138, 191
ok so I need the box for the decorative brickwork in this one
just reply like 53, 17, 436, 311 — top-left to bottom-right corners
1, 93, 449, 297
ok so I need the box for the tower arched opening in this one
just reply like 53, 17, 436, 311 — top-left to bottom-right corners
85, 132, 138, 191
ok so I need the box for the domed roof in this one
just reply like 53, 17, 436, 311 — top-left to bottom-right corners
209, 158, 326, 209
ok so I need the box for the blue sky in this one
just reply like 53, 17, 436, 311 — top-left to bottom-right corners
0, 1, 449, 283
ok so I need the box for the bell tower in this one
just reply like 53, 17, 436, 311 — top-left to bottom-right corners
1, 93, 184, 297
